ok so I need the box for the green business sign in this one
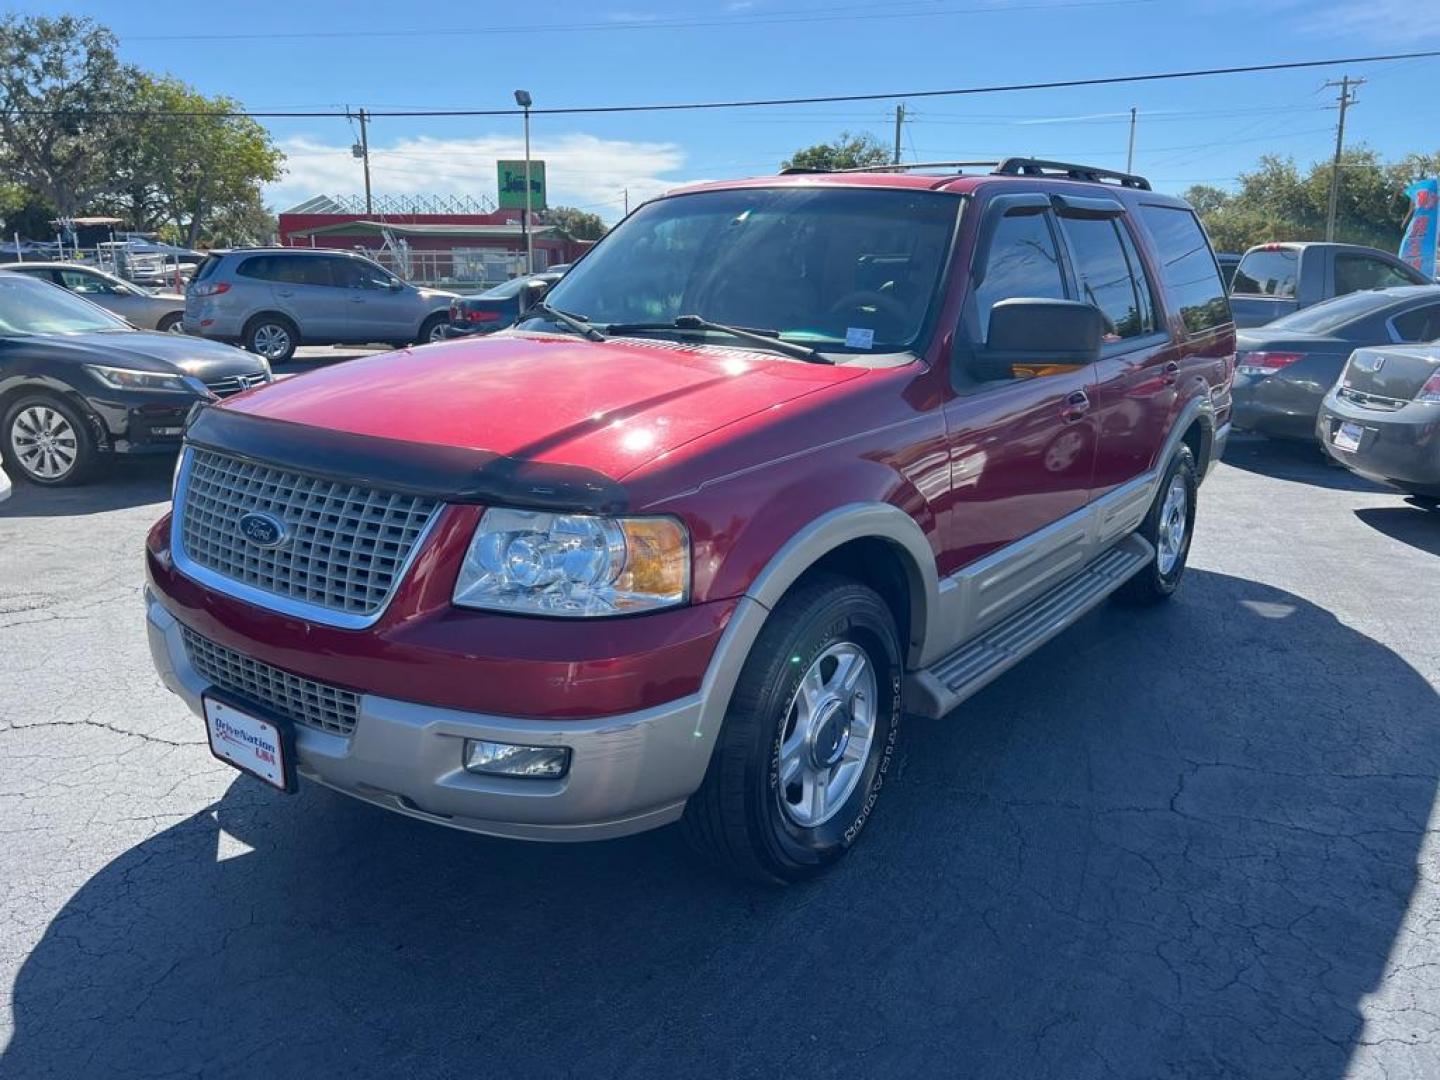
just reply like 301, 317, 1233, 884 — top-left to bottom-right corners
497, 160, 546, 210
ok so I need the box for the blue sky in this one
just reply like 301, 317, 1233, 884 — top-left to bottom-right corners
13, 0, 1440, 219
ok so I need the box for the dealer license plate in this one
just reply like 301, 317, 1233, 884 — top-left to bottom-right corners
1332, 421, 1364, 453
203, 696, 295, 792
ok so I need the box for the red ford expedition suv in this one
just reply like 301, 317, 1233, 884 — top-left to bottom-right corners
145, 159, 1234, 882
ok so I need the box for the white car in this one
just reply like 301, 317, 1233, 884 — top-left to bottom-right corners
0, 462, 11, 503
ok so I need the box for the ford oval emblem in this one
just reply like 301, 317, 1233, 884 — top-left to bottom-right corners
238, 511, 288, 549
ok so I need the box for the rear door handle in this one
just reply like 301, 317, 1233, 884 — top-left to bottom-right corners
1061, 389, 1091, 423
1162, 360, 1180, 385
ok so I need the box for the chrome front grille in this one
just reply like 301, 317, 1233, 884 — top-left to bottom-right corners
204, 373, 270, 398
176, 448, 440, 623
182, 626, 359, 736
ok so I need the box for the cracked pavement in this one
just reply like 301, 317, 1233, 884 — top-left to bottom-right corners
1, 434, 1437, 1079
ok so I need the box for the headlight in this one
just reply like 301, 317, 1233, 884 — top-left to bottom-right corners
453, 507, 689, 616
85, 364, 194, 393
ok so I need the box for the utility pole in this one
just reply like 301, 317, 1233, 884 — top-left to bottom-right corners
1324, 76, 1364, 242
350, 108, 373, 216
892, 103, 906, 165
1126, 106, 1137, 174
514, 90, 534, 274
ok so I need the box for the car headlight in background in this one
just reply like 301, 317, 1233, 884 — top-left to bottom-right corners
453, 507, 689, 616
84, 364, 196, 393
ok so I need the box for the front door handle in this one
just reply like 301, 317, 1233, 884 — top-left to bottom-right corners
1162, 360, 1180, 385
1061, 389, 1091, 424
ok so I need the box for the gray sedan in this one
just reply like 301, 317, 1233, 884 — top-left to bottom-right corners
1231, 285, 1440, 440
0, 262, 186, 333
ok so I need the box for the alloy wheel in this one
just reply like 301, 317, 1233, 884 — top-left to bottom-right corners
776, 641, 878, 827
11, 405, 79, 481
252, 323, 291, 360
1156, 474, 1188, 576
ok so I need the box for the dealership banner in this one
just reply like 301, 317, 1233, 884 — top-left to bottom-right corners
1400, 178, 1439, 280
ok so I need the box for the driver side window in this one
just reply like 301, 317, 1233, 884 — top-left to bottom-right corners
973, 211, 1068, 340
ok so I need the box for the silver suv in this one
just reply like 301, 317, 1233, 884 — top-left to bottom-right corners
184, 248, 457, 361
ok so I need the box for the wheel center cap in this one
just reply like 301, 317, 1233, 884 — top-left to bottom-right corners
808, 699, 852, 769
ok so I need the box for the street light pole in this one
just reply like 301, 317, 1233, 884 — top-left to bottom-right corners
515, 90, 534, 275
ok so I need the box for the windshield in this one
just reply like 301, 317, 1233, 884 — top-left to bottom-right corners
0, 275, 130, 335
1265, 290, 1403, 335
533, 186, 961, 354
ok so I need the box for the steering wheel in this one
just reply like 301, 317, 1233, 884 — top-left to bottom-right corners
826, 290, 910, 331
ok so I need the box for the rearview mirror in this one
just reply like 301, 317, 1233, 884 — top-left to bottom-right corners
519, 277, 553, 313
971, 299, 1105, 381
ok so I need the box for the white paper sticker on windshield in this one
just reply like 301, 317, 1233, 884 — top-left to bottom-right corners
845, 327, 875, 349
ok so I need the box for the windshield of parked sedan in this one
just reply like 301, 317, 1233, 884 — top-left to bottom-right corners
0, 275, 130, 335
530, 186, 961, 354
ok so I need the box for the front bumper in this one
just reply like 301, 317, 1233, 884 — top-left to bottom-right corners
146, 592, 760, 841
1317, 392, 1440, 496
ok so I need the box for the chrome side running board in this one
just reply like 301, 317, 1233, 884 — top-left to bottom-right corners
905, 533, 1154, 719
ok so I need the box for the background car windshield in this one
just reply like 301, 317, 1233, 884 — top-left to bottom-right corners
540, 187, 960, 352
0, 276, 129, 335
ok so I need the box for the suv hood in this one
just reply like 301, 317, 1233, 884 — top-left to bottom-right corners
222, 332, 866, 477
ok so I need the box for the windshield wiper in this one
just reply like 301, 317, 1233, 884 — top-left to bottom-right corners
531, 301, 606, 342
607, 314, 831, 364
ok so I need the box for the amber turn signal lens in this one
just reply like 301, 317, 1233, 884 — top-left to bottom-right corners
618, 517, 689, 602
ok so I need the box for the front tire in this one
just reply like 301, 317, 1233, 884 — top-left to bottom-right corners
4, 393, 100, 487
1115, 444, 1197, 605
416, 313, 447, 345
681, 575, 902, 883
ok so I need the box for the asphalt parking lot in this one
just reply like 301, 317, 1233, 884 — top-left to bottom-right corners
1, 429, 1437, 1079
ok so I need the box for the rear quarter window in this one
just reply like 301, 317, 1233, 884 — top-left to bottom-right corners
1139, 205, 1231, 335
1232, 248, 1298, 298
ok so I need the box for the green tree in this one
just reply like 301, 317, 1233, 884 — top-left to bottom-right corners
545, 205, 606, 241
781, 131, 891, 171
109, 75, 284, 247
0, 14, 139, 218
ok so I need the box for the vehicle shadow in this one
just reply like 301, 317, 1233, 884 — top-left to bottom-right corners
0, 456, 173, 518
1222, 431, 1386, 492
1354, 505, 1440, 556
3, 570, 1435, 1078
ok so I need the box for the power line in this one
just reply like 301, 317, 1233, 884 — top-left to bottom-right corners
12, 49, 1439, 119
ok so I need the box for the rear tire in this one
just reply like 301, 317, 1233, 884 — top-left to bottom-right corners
3, 393, 100, 487
157, 312, 185, 334
681, 575, 902, 883
1115, 444, 1197, 606
243, 315, 298, 363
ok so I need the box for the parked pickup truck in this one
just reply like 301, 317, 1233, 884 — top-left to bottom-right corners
1229, 241, 1430, 328
144, 158, 1235, 882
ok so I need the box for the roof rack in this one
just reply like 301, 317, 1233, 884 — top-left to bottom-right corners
992, 157, 1151, 190
780, 160, 998, 175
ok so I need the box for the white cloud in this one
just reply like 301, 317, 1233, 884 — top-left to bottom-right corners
266, 131, 690, 219
1304, 0, 1440, 40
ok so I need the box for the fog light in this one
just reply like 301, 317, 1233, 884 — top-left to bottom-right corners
463, 739, 570, 779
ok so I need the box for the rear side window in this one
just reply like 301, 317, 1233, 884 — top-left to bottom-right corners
1057, 215, 1156, 342
973, 211, 1068, 338
1232, 248, 1297, 297
1140, 206, 1231, 334
239, 255, 332, 286
1334, 254, 1424, 297
1392, 303, 1440, 343
237, 256, 279, 282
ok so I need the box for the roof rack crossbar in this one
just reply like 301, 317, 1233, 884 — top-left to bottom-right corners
780, 160, 998, 175
991, 157, 1151, 190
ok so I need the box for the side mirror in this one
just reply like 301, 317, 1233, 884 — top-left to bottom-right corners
519, 277, 553, 313
972, 298, 1105, 380
387, 278, 405, 291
